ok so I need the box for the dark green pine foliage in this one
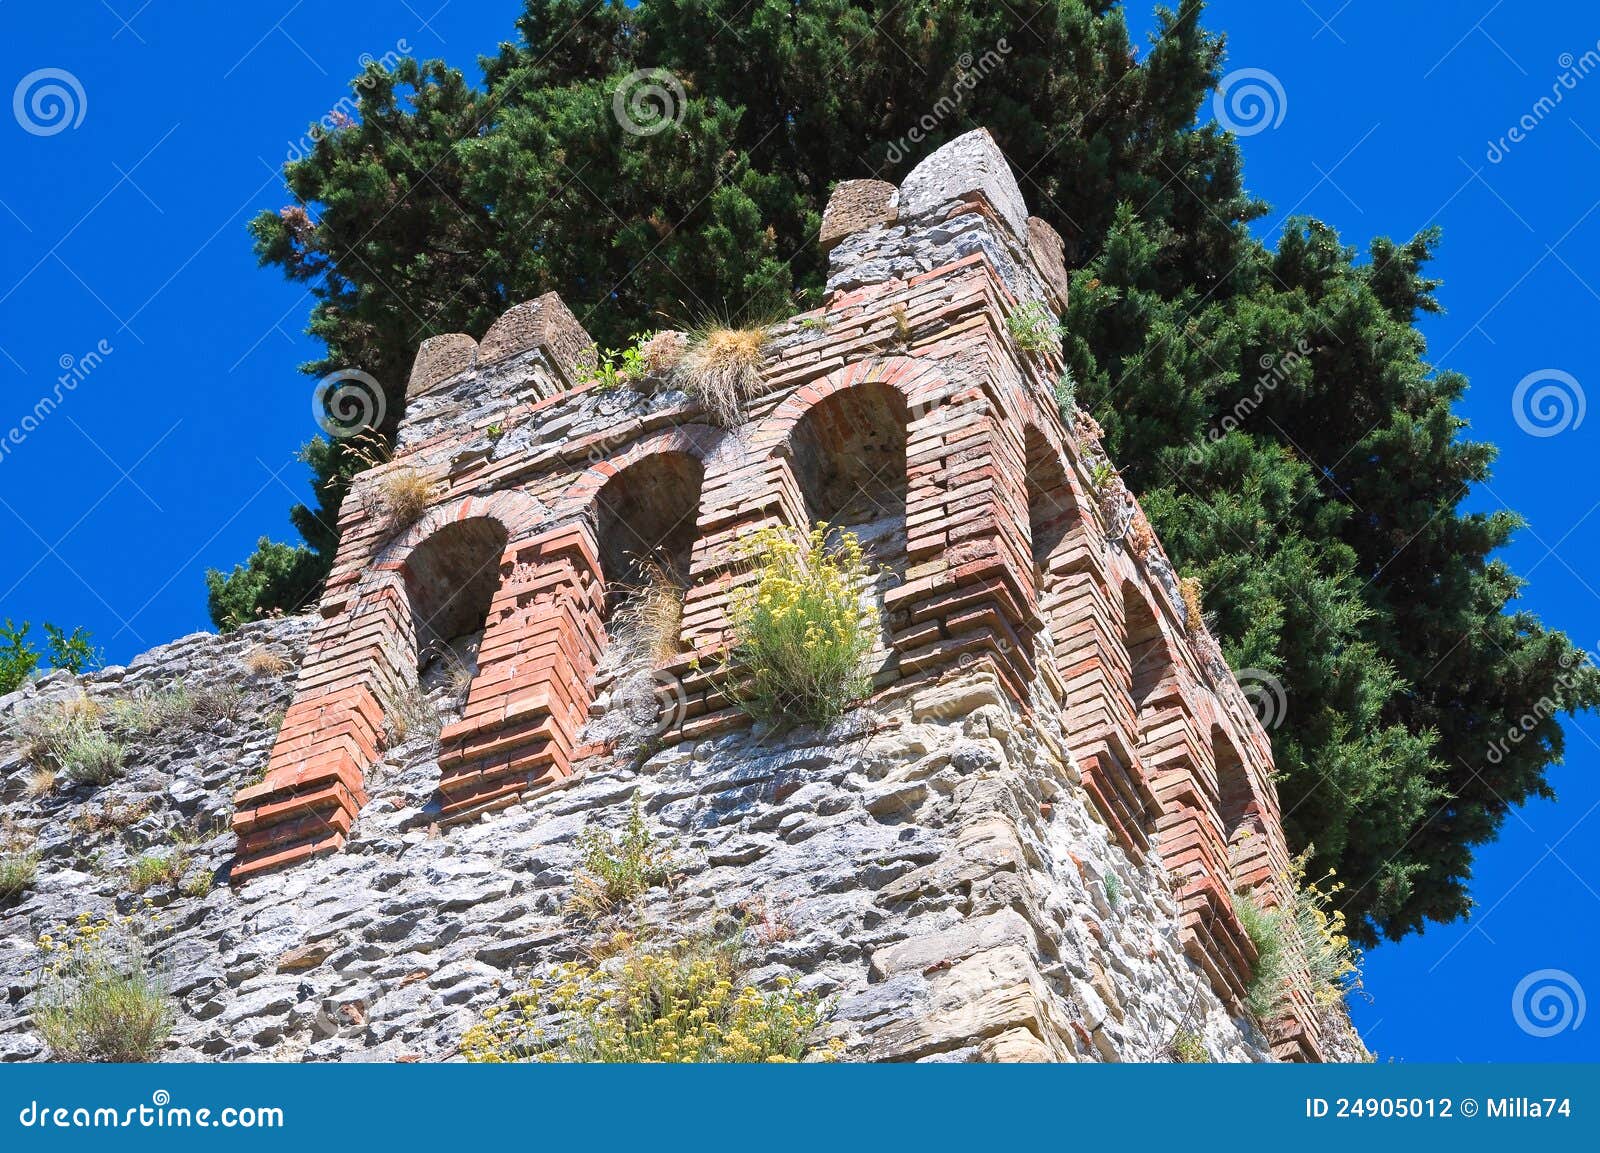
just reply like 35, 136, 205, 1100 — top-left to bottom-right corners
216, 0, 1596, 943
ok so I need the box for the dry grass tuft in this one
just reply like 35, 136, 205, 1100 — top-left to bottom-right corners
1126, 510, 1155, 556
890, 304, 912, 344
0, 850, 38, 901
243, 648, 289, 677
608, 562, 685, 667
378, 468, 436, 526
380, 677, 440, 744
639, 330, 689, 376
1179, 576, 1205, 634
25, 766, 57, 799
672, 324, 769, 427
72, 799, 153, 835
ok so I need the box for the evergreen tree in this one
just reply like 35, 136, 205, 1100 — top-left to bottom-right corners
216, 0, 1596, 943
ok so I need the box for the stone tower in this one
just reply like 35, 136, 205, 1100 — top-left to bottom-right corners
230, 129, 1330, 1060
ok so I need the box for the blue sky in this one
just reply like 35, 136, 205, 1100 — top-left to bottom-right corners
1, 1, 1596, 1061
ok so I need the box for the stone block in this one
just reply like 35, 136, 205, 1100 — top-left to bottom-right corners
899, 128, 1029, 241
819, 178, 898, 251
476, 292, 596, 387
1027, 216, 1070, 312
405, 332, 477, 399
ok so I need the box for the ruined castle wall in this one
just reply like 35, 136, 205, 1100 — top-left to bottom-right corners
0, 130, 1365, 1063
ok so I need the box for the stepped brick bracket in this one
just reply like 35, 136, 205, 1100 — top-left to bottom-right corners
231, 127, 1324, 1059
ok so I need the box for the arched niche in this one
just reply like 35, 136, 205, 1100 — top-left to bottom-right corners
592, 450, 705, 604
1213, 726, 1254, 832
1124, 580, 1175, 719
787, 380, 909, 565
402, 516, 510, 673
1024, 424, 1079, 576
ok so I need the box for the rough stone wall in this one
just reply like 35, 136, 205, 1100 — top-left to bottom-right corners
1, 619, 1366, 1062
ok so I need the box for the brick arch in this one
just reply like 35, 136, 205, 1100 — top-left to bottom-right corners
353, 487, 552, 686
749, 358, 949, 549
589, 451, 706, 592
551, 424, 728, 525
1022, 421, 1084, 574
550, 426, 726, 648
750, 356, 948, 452
1211, 723, 1265, 871
233, 486, 557, 881
1122, 579, 1177, 715
374, 489, 548, 568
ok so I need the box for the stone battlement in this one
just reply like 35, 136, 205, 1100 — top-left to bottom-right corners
231, 129, 1326, 1060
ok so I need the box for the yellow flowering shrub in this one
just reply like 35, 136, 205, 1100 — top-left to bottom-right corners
1286, 858, 1363, 1008
1234, 853, 1362, 1019
461, 933, 840, 1063
728, 526, 876, 727
35, 911, 171, 1062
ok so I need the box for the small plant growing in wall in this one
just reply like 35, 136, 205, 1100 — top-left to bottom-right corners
0, 849, 39, 902
1005, 300, 1063, 355
1233, 889, 1288, 1019
1234, 859, 1362, 1022
15, 697, 123, 786
728, 526, 877, 729
460, 927, 839, 1063
1101, 870, 1122, 911
34, 913, 172, 1063
125, 852, 185, 896
180, 870, 215, 899
59, 730, 126, 787
1169, 1029, 1211, 1063
567, 792, 676, 917
577, 331, 657, 391
1054, 368, 1077, 417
